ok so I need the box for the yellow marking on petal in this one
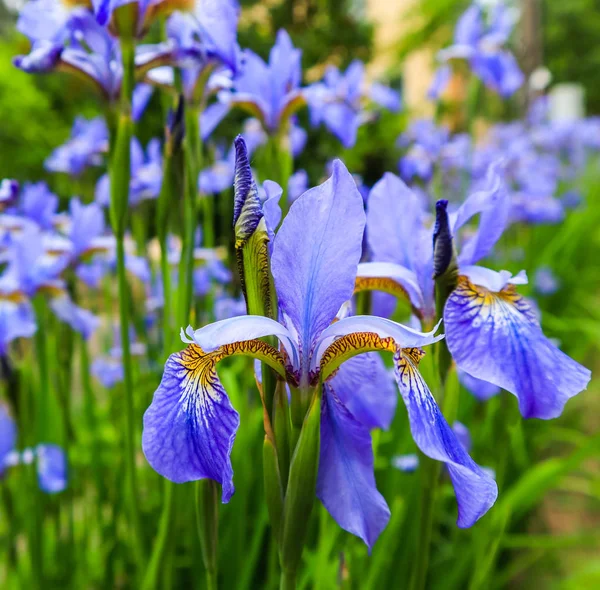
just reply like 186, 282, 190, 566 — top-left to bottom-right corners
354, 276, 423, 319
456, 276, 537, 322
0, 291, 27, 304
319, 331, 397, 381
181, 340, 288, 382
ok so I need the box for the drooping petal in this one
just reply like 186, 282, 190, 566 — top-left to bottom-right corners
272, 159, 365, 361
142, 344, 241, 500
394, 348, 498, 527
317, 385, 390, 550
328, 352, 397, 430
314, 315, 443, 376
445, 276, 592, 419
36, 444, 67, 493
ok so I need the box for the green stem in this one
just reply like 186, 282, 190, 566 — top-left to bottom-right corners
32, 295, 49, 443
196, 479, 219, 589
108, 36, 145, 566
142, 480, 177, 590
279, 570, 296, 590
80, 337, 105, 522
410, 455, 441, 590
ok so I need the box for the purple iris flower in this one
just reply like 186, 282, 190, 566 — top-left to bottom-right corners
45, 117, 108, 176
92, 328, 146, 388
430, 2, 523, 99
360, 166, 510, 321
15, 4, 175, 104
306, 60, 400, 148
0, 404, 67, 492
361, 169, 591, 418
443, 263, 591, 419
216, 29, 305, 134
8, 182, 59, 230
397, 120, 450, 183
142, 140, 497, 549
96, 138, 162, 208
1, 224, 99, 340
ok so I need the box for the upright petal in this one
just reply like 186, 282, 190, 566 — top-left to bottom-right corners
317, 385, 390, 549
394, 348, 498, 527
272, 160, 365, 361
366, 173, 424, 269
444, 276, 591, 419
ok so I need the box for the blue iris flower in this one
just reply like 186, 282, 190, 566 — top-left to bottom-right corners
430, 2, 524, 99
142, 136, 497, 550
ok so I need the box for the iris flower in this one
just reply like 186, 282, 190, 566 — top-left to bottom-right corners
143, 142, 497, 548
430, 2, 523, 100
14, 3, 175, 109
95, 138, 163, 208
360, 172, 591, 419
214, 29, 305, 135
306, 60, 400, 148
45, 116, 108, 176
359, 165, 510, 321
0, 403, 67, 493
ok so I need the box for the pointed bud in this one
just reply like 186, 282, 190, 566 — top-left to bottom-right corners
233, 135, 264, 245
433, 200, 454, 279
432, 199, 458, 384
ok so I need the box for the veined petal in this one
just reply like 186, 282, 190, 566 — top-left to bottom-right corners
272, 159, 365, 362
355, 262, 425, 315
394, 348, 498, 527
184, 315, 298, 372
328, 352, 397, 431
143, 338, 286, 500
315, 315, 443, 377
317, 385, 390, 549
444, 276, 591, 419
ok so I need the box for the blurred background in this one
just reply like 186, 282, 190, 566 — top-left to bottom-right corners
1, 1, 599, 588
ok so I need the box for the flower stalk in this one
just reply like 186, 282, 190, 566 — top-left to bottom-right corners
108, 34, 145, 565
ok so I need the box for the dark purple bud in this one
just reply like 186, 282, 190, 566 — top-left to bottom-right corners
433, 200, 453, 279
233, 135, 263, 242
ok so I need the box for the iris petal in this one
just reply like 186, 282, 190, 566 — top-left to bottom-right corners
394, 348, 498, 527
272, 160, 365, 362
143, 339, 286, 500
317, 385, 390, 549
444, 276, 591, 419
328, 352, 397, 430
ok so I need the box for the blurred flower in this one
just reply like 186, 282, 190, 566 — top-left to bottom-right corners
0, 180, 19, 209
306, 60, 400, 147
430, 2, 523, 99
96, 138, 162, 207
45, 117, 108, 176
533, 266, 559, 295
14, 4, 176, 103
219, 30, 305, 134
458, 369, 500, 401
